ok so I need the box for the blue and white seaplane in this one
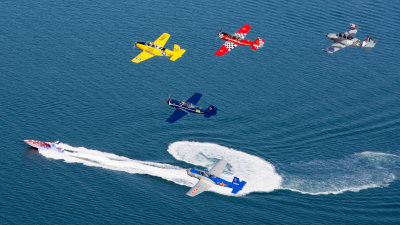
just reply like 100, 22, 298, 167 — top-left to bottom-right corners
186, 159, 247, 197
166, 93, 217, 123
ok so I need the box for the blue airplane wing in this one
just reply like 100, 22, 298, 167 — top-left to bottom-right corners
186, 93, 202, 105
166, 109, 188, 123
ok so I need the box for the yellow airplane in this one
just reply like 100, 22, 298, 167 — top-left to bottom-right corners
132, 33, 186, 63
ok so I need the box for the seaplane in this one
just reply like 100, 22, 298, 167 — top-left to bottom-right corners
166, 93, 217, 123
132, 33, 186, 63
323, 23, 377, 53
186, 159, 247, 197
24, 139, 64, 153
215, 24, 265, 56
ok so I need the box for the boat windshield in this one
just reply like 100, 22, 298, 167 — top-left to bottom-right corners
42, 143, 51, 148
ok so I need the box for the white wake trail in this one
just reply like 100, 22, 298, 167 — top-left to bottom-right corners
167, 141, 282, 195
39, 144, 197, 188
38, 141, 282, 196
38, 141, 398, 196
280, 151, 399, 195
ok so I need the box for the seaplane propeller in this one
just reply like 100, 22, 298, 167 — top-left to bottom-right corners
217, 28, 222, 39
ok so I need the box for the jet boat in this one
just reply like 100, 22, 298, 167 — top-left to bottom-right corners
24, 139, 64, 153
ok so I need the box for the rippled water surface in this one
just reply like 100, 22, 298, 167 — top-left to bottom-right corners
1, 0, 400, 224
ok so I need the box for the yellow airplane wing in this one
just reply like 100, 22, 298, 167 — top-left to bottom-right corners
153, 33, 170, 48
131, 51, 155, 63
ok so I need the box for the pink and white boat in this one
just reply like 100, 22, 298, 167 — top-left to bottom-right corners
24, 140, 64, 153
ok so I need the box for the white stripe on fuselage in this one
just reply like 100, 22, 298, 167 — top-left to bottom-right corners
170, 102, 203, 114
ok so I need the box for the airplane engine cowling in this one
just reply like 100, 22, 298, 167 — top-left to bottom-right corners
326, 33, 337, 39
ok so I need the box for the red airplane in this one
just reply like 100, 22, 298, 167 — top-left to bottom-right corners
215, 24, 265, 56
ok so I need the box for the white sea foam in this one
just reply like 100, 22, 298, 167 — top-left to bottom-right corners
38, 142, 398, 196
167, 141, 282, 195
38, 141, 282, 196
280, 151, 399, 195
39, 144, 196, 188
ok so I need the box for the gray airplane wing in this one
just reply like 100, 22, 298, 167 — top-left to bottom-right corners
208, 159, 227, 177
323, 42, 347, 53
186, 180, 212, 197
344, 23, 359, 39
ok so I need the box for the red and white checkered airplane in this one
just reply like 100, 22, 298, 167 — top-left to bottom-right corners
215, 24, 265, 56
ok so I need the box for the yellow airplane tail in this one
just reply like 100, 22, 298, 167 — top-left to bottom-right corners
170, 44, 186, 61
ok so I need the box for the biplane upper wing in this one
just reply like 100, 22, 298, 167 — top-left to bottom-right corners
153, 33, 171, 48
131, 51, 155, 63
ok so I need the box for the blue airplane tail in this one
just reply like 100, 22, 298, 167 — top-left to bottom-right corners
231, 177, 246, 194
204, 105, 217, 118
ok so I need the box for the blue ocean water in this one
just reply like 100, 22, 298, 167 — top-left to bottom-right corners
1, 0, 400, 224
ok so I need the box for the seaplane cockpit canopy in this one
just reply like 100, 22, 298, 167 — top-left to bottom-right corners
146, 41, 163, 50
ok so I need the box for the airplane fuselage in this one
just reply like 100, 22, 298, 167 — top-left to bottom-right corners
167, 99, 208, 115
136, 42, 175, 57
326, 33, 364, 47
187, 168, 234, 188
219, 33, 254, 46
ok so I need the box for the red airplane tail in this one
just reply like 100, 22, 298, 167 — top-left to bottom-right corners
251, 38, 265, 50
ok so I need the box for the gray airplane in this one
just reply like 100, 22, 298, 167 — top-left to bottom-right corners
323, 23, 376, 53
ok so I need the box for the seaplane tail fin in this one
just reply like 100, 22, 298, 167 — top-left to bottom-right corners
251, 38, 265, 50
170, 44, 186, 61
204, 105, 217, 118
363, 35, 377, 50
231, 177, 246, 194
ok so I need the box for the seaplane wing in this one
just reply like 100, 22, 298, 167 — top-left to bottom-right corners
215, 41, 238, 56
166, 109, 188, 123
186, 179, 212, 197
344, 23, 359, 39
132, 51, 155, 63
323, 42, 347, 53
153, 33, 170, 48
208, 159, 227, 177
233, 24, 252, 40
186, 93, 202, 105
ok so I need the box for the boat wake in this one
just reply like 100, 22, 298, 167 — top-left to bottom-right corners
38, 141, 399, 196
39, 141, 281, 196
280, 151, 400, 195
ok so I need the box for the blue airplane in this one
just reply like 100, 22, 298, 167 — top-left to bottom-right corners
186, 159, 247, 197
166, 93, 217, 123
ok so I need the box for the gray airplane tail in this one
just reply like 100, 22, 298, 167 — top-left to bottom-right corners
363, 35, 377, 50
